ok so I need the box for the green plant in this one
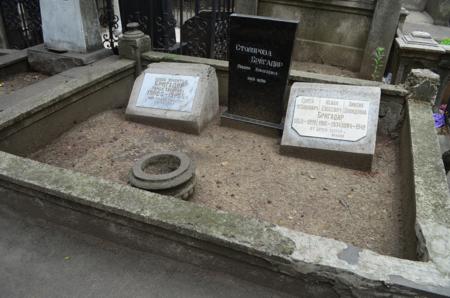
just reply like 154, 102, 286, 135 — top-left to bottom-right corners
371, 47, 385, 81
440, 38, 450, 45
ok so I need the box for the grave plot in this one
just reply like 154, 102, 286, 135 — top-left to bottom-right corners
30, 108, 405, 258
1, 55, 448, 296
0, 72, 48, 96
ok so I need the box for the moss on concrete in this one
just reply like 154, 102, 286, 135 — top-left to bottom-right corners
0, 151, 296, 257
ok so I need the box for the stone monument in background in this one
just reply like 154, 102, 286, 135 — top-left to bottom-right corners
27, 0, 110, 75
40, 0, 103, 53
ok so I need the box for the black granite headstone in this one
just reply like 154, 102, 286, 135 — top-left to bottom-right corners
223, 14, 298, 129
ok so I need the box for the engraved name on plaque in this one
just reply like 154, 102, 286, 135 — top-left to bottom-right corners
136, 74, 199, 112
292, 96, 369, 142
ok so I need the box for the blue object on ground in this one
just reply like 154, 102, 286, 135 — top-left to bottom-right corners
434, 113, 446, 128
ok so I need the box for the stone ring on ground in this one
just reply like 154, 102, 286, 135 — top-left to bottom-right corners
129, 152, 196, 200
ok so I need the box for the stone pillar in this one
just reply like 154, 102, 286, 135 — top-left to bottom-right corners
40, 0, 103, 53
118, 23, 151, 76
235, 0, 258, 15
404, 69, 440, 106
360, 0, 401, 80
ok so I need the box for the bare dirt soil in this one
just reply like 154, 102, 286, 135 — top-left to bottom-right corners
0, 72, 48, 96
30, 109, 405, 258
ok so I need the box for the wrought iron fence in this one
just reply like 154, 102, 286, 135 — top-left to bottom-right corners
0, 0, 43, 49
116, 0, 234, 60
97, 0, 120, 54
0, 0, 233, 60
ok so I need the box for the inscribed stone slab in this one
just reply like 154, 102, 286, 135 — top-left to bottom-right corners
126, 62, 219, 134
280, 83, 381, 171
135, 74, 199, 112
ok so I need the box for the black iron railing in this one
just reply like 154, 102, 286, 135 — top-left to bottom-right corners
0, 0, 233, 60
116, 0, 234, 60
0, 0, 43, 49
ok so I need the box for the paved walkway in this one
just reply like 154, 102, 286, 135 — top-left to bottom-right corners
0, 206, 292, 298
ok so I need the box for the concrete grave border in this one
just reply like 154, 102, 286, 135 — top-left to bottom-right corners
0, 50, 29, 80
0, 54, 448, 296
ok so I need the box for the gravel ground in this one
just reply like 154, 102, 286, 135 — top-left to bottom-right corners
30, 109, 405, 258
0, 72, 48, 96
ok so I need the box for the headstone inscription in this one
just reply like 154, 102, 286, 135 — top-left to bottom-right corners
126, 62, 219, 134
280, 83, 381, 171
222, 14, 298, 129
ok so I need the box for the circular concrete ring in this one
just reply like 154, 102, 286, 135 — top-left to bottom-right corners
157, 175, 196, 201
129, 152, 195, 191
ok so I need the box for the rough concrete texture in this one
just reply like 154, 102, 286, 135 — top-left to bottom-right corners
0, 205, 293, 298
404, 69, 440, 105
0, 50, 29, 80
0, 56, 135, 157
258, 0, 371, 71
28, 44, 112, 75
402, 0, 428, 11
378, 95, 406, 137
235, 0, 258, 14
281, 83, 381, 171
118, 26, 151, 60
404, 17, 450, 42
0, 56, 134, 133
406, 99, 450, 276
0, 150, 449, 296
126, 62, 219, 134
426, 0, 450, 26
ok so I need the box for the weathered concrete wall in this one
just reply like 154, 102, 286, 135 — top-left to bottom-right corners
402, 0, 428, 11
426, 0, 450, 26
0, 56, 135, 155
0, 50, 29, 80
235, 0, 258, 14
258, 0, 374, 71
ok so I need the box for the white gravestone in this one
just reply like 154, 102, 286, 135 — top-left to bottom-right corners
126, 63, 219, 134
292, 96, 369, 142
136, 74, 199, 112
280, 83, 381, 171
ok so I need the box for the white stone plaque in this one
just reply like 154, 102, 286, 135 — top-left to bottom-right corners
136, 74, 199, 112
292, 96, 369, 142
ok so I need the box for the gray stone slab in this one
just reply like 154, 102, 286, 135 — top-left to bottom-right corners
27, 44, 111, 75
40, 0, 103, 53
280, 83, 381, 171
126, 62, 219, 134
